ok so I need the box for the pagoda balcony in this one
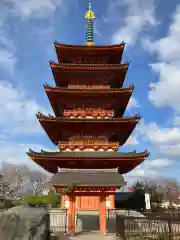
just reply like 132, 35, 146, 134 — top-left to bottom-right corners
68, 84, 111, 89
63, 108, 114, 119
58, 139, 120, 152
27, 150, 150, 174
49, 61, 129, 88
54, 41, 125, 65
44, 85, 134, 117
36, 113, 140, 145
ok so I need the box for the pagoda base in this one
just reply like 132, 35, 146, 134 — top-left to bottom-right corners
51, 169, 124, 234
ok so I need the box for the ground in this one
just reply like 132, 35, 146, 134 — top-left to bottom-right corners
58, 232, 117, 240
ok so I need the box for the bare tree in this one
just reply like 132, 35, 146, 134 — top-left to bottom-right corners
0, 162, 49, 198
32, 180, 44, 196
144, 178, 180, 207
5, 168, 24, 198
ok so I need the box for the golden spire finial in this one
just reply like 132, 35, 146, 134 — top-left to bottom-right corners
85, 0, 96, 46
85, 0, 95, 19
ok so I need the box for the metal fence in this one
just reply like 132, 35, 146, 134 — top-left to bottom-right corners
48, 208, 180, 238
115, 214, 180, 240
49, 208, 68, 234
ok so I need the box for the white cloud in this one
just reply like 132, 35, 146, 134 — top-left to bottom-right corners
127, 97, 140, 109
143, 6, 180, 62
123, 97, 140, 146
148, 62, 180, 111
142, 5, 180, 111
137, 119, 180, 158
0, 0, 70, 71
0, 49, 17, 73
125, 158, 172, 180
4, 0, 63, 19
0, 141, 53, 173
0, 9, 16, 73
0, 81, 47, 138
125, 135, 139, 146
172, 116, 180, 126
146, 159, 172, 169
139, 121, 180, 145
0, 14, 49, 138
126, 165, 158, 179
0, 32, 17, 74
159, 144, 180, 157
111, 0, 157, 45
141, 6, 180, 168
0, 3, 9, 27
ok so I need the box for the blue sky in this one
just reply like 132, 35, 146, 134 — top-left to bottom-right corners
0, 0, 180, 182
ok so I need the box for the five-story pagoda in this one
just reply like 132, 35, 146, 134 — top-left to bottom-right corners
27, 0, 149, 234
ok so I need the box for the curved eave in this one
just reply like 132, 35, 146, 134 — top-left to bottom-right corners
27, 150, 149, 174
50, 61, 129, 71
54, 187, 120, 193
44, 85, 134, 117
44, 84, 134, 94
37, 113, 140, 122
36, 113, 140, 145
27, 149, 149, 158
54, 41, 125, 50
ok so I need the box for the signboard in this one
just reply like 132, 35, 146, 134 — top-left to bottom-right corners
145, 193, 151, 210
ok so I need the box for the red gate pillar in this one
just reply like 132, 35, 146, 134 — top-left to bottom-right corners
100, 194, 107, 234
68, 194, 76, 234
109, 194, 115, 209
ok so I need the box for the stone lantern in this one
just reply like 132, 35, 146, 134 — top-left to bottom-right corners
0, 174, 6, 208
0, 174, 5, 195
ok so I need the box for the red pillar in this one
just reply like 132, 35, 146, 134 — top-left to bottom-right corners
68, 194, 76, 234
109, 194, 115, 209
61, 195, 65, 208
99, 194, 107, 234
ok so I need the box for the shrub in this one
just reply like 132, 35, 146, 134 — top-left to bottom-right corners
11, 200, 21, 207
23, 192, 60, 207
23, 195, 43, 206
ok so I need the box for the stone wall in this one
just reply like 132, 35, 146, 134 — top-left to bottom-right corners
0, 206, 50, 240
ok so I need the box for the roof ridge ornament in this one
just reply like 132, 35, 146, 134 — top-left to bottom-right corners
36, 112, 48, 119
129, 84, 135, 89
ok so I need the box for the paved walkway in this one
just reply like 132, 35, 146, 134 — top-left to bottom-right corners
58, 232, 117, 240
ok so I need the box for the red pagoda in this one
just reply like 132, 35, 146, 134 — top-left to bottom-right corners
27, 0, 149, 234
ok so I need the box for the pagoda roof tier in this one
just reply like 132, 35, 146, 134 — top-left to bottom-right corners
44, 84, 134, 117
27, 150, 149, 174
54, 41, 125, 64
50, 61, 129, 88
36, 113, 140, 145
50, 168, 125, 187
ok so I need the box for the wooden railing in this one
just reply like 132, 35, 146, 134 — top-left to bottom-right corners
68, 85, 111, 89
59, 140, 119, 149
63, 109, 114, 118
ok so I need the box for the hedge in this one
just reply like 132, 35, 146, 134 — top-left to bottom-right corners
23, 192, 60, 206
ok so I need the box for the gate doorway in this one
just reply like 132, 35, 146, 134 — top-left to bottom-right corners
67, 193, 108, 235
76, 210, 100, 233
